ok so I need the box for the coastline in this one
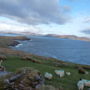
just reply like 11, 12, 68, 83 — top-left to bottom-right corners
0, 35, 90, 90
45, 34, 90, 42
0, 35, 32, 57
0, 35, 90, 66
10, 36, 31, 47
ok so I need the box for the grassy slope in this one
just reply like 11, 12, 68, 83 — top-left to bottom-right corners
0, 36, 31, 57
0, 36, 29, 48
0, 36, 90, 90
2, 56, 90, 90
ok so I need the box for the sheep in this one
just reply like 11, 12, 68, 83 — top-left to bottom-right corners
77, 79, 90, 90
82, 79, 90, 87
66, 72, 71, 76
44, 72, 53, 80
77, 80, 84, 90
55, 70, 64, 78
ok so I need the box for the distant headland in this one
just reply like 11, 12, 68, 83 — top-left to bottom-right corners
45, 34, 90, 42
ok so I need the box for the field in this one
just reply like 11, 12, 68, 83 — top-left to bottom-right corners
2, 56, 90, 90
0, 36, 90, 90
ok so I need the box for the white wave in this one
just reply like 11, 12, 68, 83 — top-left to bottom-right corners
15, 44, 23, 47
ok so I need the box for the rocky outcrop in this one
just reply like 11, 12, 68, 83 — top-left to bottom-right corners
0, 36, 30, 47
2, 67, 62, 90
9, 41, 20, 46
3, 67, 44, 90
9, 36, 30, 46
21, 56, 42, 64
77, 66, 86, 74
0, 36, 32, 57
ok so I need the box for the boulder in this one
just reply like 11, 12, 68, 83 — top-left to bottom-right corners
0, 66, 5, 71
4, 67, 44, 90
78, 66, 86, 74
0, 55, 7, 60
9, 41, 20, 46
0, 67, 63, 90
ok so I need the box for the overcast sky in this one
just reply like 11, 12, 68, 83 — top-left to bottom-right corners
0, 0, 90, 37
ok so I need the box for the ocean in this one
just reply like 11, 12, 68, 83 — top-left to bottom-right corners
12, 35, 90, 65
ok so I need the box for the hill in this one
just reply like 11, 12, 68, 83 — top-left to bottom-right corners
0, 35, 90, 90
45, 34, 90, 42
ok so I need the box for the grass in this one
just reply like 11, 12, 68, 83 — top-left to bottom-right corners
0, 35, 89, 89
1, 56, 90, 90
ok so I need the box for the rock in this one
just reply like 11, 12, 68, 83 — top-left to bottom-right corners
0, 71, 11, 77
4, 67, 44, 90
9, 41, 20, 46
0, 55, 7, 60
53, 62, 68, 67
1, 67, 63, 90
78, 66, 86, 74
82, 65, 90, 70
0, 66, 5, 71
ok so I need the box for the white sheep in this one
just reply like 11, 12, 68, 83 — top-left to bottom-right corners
44, 72, 53, 80
66, 72, 71, 76
55, 70, 64, 78
82, 79, 90, 87
77, 80, 84, 90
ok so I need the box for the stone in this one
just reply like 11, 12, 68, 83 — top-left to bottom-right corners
0, 55, 6, 60
0, 66, 5, 71
4, 67, 44, 90
78, 66, 86, 74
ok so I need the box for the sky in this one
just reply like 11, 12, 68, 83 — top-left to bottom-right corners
0, 0, 90, 37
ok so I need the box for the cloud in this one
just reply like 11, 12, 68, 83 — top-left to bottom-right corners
82, 29, 90, 34
0, 18, 40, 33
84, 17, 90, 23
62, 6, 71, 13
0, 0, 70, 25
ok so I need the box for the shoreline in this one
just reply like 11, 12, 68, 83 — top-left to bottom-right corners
8, 36, 30, 47
15, 43, 23, 47
0, 35, 90, 90
45, 34, 90, 42
0, 35, 89, 66
10, 35, 90, 66
0, 35, 32, 57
